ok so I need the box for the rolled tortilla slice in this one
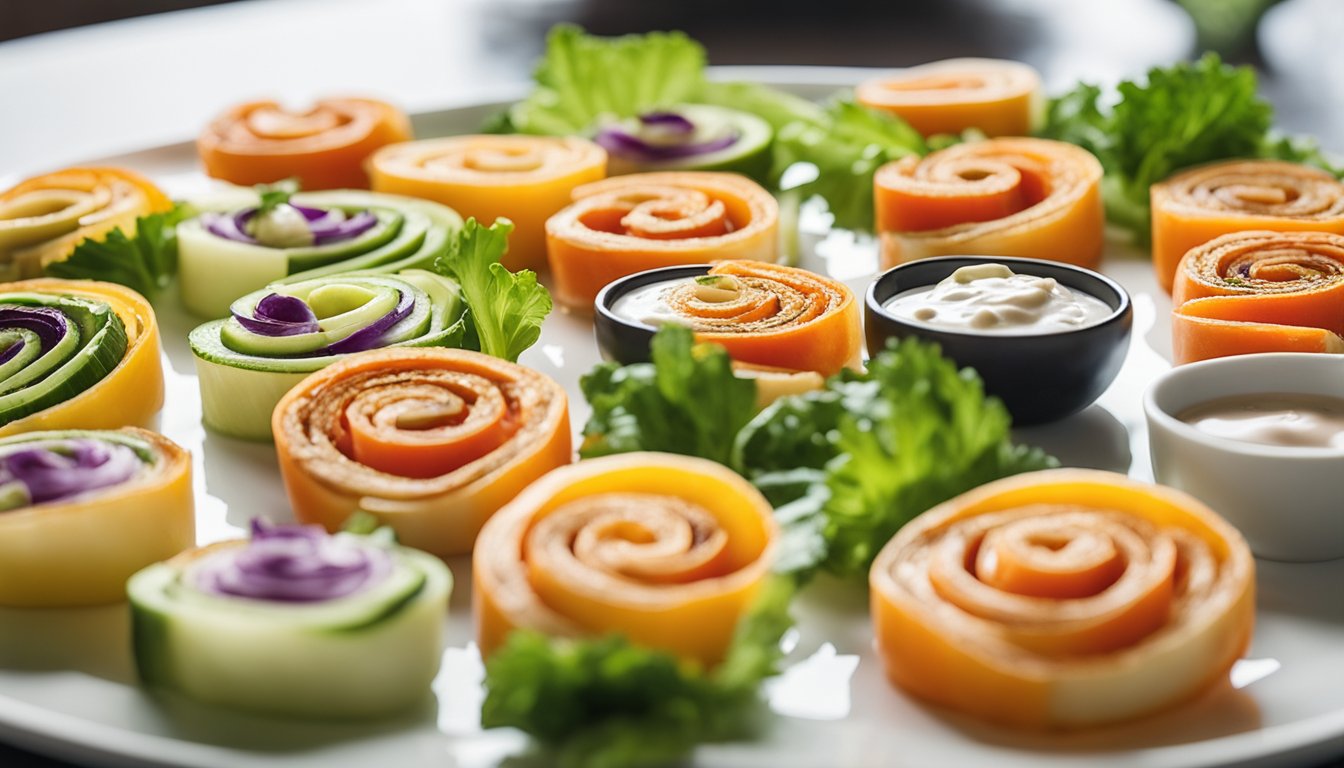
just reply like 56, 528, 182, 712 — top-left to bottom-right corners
0, 279, 163, 437
273, 348, 571, 557
870, 468, 1254, 729
0, 428, 193, 607
1151, 160, 1344, 293
856, 58, 1042, 138
546, 171, 779, 311
369, 135, 607, 272
473, 452, 777, 667
128, 521, 451, 719
0, 167, 172, 280
875, 138, 1104, 269
644, 261, 861, 375
1171, 230, 1344, 364
198, 97, 412, 190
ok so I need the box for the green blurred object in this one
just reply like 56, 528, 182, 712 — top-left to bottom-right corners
1176, 0, 1282, 54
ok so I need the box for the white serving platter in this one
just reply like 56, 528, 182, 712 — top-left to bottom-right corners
1, 69, 1342, 768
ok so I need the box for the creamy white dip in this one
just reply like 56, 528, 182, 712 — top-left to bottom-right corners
883, 263, 1112, 334
1178, 393, 1344, 450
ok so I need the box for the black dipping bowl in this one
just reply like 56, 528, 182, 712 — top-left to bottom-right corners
865, 256, 1132, 425
594, 264, 712, 364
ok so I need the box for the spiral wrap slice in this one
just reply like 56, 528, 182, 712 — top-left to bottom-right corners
0, 279, 162, 436
474, 452, 777, 667
546, 172, 779, 310
1151, 160, 1344, 293
273, 348, 571, 556
875, 138, 1104, 269
1171, 230, 1344, 363
0, 167, 171, 280
0, 428, 192, 607
856, 58, 1042, 138
198, 98, 412, 190
370, 135, 607, 272
870, 469, 1254, 728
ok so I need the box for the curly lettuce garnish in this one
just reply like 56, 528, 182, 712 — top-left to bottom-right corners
481, 576, 796, 768
433, 218, 550, 362
45, 204, 193, 302
1040, 53, 1341, 238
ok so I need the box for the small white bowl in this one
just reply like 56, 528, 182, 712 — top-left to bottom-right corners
1144, 353, 1344, 562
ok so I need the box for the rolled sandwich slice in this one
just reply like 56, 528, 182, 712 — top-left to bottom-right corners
128, 520, 451, 719
0, 428, 193, 608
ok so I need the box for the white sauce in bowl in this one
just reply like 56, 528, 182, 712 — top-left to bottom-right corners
883, 263, 1113, 334
610, 275, 738, 327
1178, 393, 1344, 450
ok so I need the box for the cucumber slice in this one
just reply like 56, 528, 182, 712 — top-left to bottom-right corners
128, 538, 452, 720
603, 104, 774, 180
189, 271, 464, 441
0, 292, 127, 427
177, 189, 462, 319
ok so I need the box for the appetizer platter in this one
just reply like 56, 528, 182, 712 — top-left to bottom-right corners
2, 26, 1344, 768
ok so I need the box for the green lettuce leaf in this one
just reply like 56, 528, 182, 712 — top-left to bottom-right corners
481, 576, 796, 768
1040, 53, 1339, 238
433, 218, 550, 362
774, 99, 927, 232
580, 325, 757, 465
507, 24, 708, 136
44, 204, 192, 302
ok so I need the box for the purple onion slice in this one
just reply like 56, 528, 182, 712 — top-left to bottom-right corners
193, 519, 391, 603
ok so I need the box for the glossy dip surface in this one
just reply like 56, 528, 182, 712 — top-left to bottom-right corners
1178, 393, 1344, 450
882, 263, 1113, 334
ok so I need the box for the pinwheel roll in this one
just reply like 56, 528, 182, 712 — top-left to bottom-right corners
875, 138, 1104, 269
870, 469, 1254, 729
0, 167, 172, 280
369, 135, 606, 272
611, 261, 861, 375
198, 98, 412, 190
273, 348, 571, 557
0, 279, 163, 437
1171, 230, 1344, 364
0, 428, 192, 607
177, 189, 460, 318
474, 452, 777, 667
190, 270, 465, 441
856, 58, 1042, 138
128, 520, 451, 719
546, 172, 779, 310
1151, 160, 1344, 293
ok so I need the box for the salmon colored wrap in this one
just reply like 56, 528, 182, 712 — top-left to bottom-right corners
856, 58, 1042, 138
272, 347, 570, 557
199, 98, 412, 190
1171, 230, 1344, 364
1151, 160, 1344, 293
473, 452, 777, 667
369, 135, 607, 272
875, 138, 1104, 269
0, 167, 171, 280
870, 469, 1254, 729
546, 172, 779, 310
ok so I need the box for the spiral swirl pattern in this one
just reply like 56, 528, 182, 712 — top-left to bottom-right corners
546, 171, 779, 310
273, 348, 570, 556
474, 452, 777, 667
870, 469, 1254, 728
856, 58, 1042, 138
1151, 160, 1344, 292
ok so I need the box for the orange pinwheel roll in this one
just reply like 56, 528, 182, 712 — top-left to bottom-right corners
199, 98, 411, 190
474, 452, 777, 667
546, 172, 779, 310
875, 138, 1104, 269
1151, 160, 1344, 293
870, 469, 1254, 729
368, 136, 607, 272
1171, 230, 1344, 364
856, 58, 1042, 138
0, 167, 171, 280
272, 348, 571, 557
